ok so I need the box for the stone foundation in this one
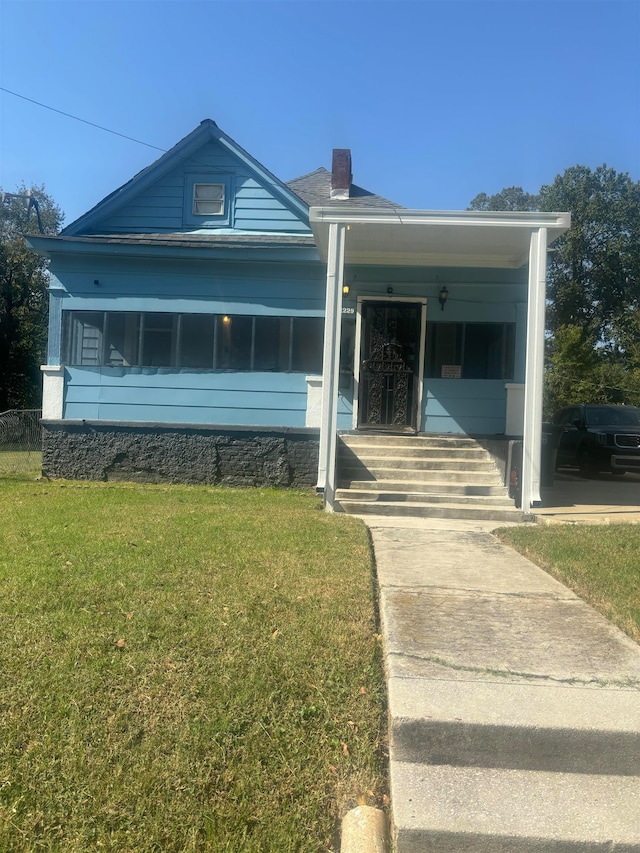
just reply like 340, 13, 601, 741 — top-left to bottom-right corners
41, 421, 320, 488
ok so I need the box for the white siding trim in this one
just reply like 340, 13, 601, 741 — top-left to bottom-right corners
41, 365, 65, 420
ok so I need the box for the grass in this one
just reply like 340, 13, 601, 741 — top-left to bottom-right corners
0, 450, 41, 477
0, 477, 387, 853
495, 525, 640, 642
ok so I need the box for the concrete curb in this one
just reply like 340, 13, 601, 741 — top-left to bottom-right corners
340, 806, 389, 853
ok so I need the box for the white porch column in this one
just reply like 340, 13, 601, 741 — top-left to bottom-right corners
317, 222, 346, 510
521, 227, 547, 513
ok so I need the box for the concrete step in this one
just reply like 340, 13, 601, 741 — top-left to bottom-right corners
335, 489, 515, 507
339, 445, 488, 460
389, 678, 640, 776
339, 456, 497, 472
334, 498, 525, 522
338, 466, 502, 484
391, 763, 640, 852
337, 479, 508, 497
339, 434, 482, 449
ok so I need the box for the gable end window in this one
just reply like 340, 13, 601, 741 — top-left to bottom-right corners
193, 183, 225, 217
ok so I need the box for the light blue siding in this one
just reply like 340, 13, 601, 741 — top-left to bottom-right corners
92, 143, 310, 235
51, 255, 325, 315
422, 379, 507, 434
64, 367, 310, 427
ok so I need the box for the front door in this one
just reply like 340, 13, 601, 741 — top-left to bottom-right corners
358, 301, 422, 430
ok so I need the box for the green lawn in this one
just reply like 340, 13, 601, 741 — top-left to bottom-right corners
496, 525, 640, 642
0, 478, 387, 853
0, 450, 41, 477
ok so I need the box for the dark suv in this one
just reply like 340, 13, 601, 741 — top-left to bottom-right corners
552, 404, 640, 478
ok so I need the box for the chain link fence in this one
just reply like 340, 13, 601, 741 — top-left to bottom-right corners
0, 409, 42, 476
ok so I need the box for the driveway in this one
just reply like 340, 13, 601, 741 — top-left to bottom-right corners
536, 470, 640, 524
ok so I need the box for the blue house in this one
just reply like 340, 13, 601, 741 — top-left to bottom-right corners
29, 120, 569, 513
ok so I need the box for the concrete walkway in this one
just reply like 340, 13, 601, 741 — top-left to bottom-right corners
364, 515, 640, 852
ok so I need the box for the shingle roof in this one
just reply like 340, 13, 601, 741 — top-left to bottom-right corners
286, 167, 403, 209
48, 233, 316, 249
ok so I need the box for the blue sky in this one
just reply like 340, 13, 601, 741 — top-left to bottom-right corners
1, 0, 639, 227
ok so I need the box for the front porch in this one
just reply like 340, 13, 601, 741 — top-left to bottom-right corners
310, 207, 570, 514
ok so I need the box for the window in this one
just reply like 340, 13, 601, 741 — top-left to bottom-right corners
193, 183, 224, 217
69, 312, 104, 365
105, 313, 140, 366
141, 313, 176, 367
65, 312, 324, 373
425, 322, 515, 380
291, 317, 324, 373
217, 315, 252, 370
180, 315, 215, 369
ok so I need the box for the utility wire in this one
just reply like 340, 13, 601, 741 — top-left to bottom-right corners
0, 86, 166, 153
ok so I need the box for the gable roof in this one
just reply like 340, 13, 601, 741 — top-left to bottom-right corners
63, 119, 311, 236
287, 167, 403, 209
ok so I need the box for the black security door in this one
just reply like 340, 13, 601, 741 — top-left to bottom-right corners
358, 302, 421, 430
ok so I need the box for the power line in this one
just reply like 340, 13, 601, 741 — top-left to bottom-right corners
0, 86, 166, 153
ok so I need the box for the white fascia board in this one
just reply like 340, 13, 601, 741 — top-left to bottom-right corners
310, 207, 571, 231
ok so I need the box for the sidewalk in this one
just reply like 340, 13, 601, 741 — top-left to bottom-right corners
364, 515, 640, 852
536, 471, 640, 524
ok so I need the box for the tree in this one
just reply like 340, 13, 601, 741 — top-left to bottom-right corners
468, 186, 540, 212
469, 165, 640, 413
0, 185, 64, 411
544, 324, 640, 415
539, 165, 640, 353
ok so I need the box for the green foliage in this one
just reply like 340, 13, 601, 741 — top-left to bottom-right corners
470, 165, 640, 412
468, 186, 540, 211
544, 325, 640, 416
540, 165, 640, 349
0, 185, 63, 411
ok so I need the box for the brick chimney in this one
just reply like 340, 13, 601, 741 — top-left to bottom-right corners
331, 149, 352, 200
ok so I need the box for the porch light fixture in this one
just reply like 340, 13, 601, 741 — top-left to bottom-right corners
342, 284, 350, 296
222, 315, 231, 325
438, 286, 449, 311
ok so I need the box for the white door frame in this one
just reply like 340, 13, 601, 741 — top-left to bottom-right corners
353, 295, 427, 431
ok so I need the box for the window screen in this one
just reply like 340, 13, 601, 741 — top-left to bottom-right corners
65, 312, 324, 373
425, 322, 515, 380
193, 183, 224, 216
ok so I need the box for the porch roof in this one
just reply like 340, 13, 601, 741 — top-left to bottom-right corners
309, 207, 571, 269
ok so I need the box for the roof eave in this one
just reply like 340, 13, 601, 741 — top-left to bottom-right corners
309, 207, 571, 269
26, 235, 321, 264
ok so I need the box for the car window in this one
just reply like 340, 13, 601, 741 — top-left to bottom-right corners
585, 406, 640, 427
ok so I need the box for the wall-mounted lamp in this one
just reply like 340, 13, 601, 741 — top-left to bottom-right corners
222, 315, 231, 325
342, 284, 350, 296
438, 286, 449, 311
93, 279, 100, 288
387, 286, 394, 295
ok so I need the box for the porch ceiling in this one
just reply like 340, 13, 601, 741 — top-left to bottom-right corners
309, 208, 571, 269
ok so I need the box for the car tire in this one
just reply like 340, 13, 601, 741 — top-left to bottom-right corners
579, 450, 596, 479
